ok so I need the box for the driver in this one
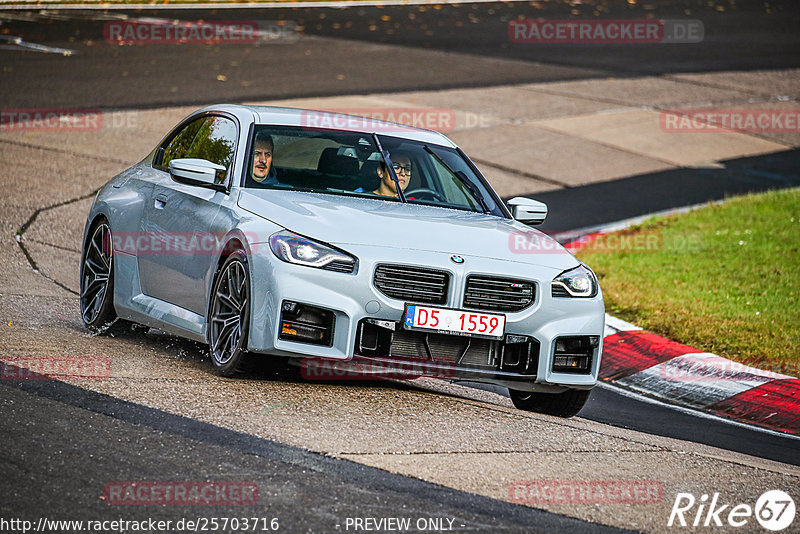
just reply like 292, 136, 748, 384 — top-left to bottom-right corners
250, 131, 279, 186
372, 152, 411, 197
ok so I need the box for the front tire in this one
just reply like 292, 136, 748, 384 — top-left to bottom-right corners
208, 250, 251, 377
509, 388, 591, 418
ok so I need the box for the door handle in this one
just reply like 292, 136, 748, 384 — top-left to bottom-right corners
154, 193, 169, 209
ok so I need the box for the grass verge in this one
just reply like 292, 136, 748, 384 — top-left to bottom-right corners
576, 188, 799, 376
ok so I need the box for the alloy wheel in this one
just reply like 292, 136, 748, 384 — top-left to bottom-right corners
209, 258, 249, 366
81, 223, 112, 325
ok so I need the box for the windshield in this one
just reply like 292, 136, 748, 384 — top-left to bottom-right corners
243, 125, 505, 216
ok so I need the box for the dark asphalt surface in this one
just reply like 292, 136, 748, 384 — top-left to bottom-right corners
581, 386, 800, 468
467, 382, 800, 467
2, 1, 799, 530
2, 0, 799, 109
0, 377, 625, 533
535, 148, 800, 233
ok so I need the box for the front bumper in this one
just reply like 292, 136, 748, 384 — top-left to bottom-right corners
246, 244, 605, 391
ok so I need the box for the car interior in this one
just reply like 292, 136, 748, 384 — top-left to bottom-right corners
245, 130, 425, 195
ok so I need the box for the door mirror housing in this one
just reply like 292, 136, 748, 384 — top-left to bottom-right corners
507, 197, 547, 225
169, 158, 228, 192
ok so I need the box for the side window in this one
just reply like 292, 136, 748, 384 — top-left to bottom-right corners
159, 117, 205, 171
184, 117, 237, 185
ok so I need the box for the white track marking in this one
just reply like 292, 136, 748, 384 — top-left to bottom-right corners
0, 35, 75, 55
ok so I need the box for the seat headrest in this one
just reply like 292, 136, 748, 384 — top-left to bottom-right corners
358, 160, 383, 192
317, 147, 358, 176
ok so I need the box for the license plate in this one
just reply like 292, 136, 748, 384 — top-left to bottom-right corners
404, 305, 506, 339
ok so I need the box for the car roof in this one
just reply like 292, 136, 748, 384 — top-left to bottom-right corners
207, 104, 458, 147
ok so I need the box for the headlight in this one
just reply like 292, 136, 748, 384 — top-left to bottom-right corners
269, 230, 356, 272
552, 264, 597, 298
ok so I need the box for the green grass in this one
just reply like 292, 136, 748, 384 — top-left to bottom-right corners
576, 188, 800, 376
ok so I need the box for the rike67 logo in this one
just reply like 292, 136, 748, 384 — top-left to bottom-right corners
668, 490, 795, 531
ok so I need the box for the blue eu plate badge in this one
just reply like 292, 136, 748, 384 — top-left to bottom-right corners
405, 306, 416, 328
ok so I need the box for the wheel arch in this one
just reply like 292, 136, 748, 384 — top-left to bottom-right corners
81, 212, 114, 280
82, 212, 110, 251
205, 235, 250, 330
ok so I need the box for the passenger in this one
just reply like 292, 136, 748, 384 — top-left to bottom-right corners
372, 153, 412, 197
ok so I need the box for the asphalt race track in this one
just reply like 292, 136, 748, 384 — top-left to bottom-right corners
1, 378, 622, 533
1, 2, 799, 532
2, 1, 799, 109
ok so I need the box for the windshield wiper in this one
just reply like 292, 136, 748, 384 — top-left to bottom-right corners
423, 146, 489, 213
372, 133, 407, 203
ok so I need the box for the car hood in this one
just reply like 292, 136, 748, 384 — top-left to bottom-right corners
238, 189, 579, 271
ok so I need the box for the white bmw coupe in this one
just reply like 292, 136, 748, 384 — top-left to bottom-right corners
81, 105, 604, 417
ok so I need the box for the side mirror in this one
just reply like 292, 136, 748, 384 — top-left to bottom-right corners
508, 197, 547, 225
169, 158, 227, 192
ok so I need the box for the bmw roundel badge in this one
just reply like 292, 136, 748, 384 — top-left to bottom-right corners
450, 255, 465, 264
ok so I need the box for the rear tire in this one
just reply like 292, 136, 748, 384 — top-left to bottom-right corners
80, 219, 146, 336
80, 219, 118, 333
509, 388, 591, 418
208, 251, 251, 377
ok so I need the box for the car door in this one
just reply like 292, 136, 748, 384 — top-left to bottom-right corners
138, 114, 239, 315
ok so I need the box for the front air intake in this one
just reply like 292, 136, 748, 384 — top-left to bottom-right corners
278, 301, 335, 347
551, 336, 598, 374
463, 276, 535, 312
373, 264, 449, 305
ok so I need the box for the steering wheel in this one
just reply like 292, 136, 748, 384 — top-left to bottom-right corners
404, 188, 446, 203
